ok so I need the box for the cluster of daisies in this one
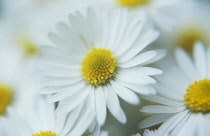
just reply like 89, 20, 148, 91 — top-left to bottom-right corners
0, 0, 210, 136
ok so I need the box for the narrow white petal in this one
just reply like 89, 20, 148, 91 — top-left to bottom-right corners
175, 49, 198, 81
116, 79, 156, 95
114, 19, 143, 56
140, 105, 186, 113
60, 103, 84, 136
48, 82, 85, 102
118, 29, 159, 62
139, 114, 173, 129
55, 85, 91, 114
95, 87, 107, 126
159, 110, 190, 132
111, 80, 140, 105
117, 72, 156, 85
119, 51, 157, 68
141, 95, 184, 107
194, 42, 207, 78
103, 85, 127, 124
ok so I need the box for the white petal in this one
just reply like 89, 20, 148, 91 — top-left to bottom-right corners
116, 79, 156, 95
117, 71, 156, 85
139, 114, 173, 129
114, 19, 143, 57
68, 110, 95, 136
55, 85, 91, 114
60, 103, 84, 136
142, 49, 166, 65
110, 80, 140, 105
140, 105, 186, 113
159, 110, 190, 132
95, 87, 107, 126
141, 95, 184, 107
175, 48, 198, 81
48, 81, 86, 102
118, 29, 159, 62
119, 51, 157, 68
194, 42, 207, 78
103, 85, 127, 124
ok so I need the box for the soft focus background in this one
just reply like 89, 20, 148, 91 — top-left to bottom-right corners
0, 0, 210, 135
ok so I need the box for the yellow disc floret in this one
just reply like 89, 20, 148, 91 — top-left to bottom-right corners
117, 0, 150, 7
32, 131, 58, 136
0, 84, 13, 115
184, 79, 210, 112
81, 48, 117, 86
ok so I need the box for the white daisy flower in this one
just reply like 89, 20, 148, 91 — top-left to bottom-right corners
0, 45, 30, 116
2, 95, 95, 136
83, 0, 183, 29
139, 42, 210, 136
159, 1, 210, 52
131, 129, 168, 136
38, 8, 163, 127
0, 0, 94, 58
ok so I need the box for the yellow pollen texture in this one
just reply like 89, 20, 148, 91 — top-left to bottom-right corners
32, 131, 58, 136
117, 0, 149, 7
184, 79, 210, 112
0, 85, 13, 115
81, 48, 117, 86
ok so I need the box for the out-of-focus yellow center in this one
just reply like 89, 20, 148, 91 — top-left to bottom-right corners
184, 79, 210, 112
32, 131, 58, 136
16, 36, 40, 57
0, 85, 13, 115
81, 48, 117, 86
117, 0, 150, 7
176, 27, 207, 53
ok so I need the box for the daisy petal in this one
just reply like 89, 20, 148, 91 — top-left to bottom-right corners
103, 85, 127, 124
119, 51, 157, 68
140, 105, 186, 113
111, 80, 140, 105
139, 114, 173, 129
95, 87, 107, 126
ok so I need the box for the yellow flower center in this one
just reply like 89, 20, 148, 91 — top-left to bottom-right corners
81, 48, 117, 86
184, 79, 210, 112
117, 0, 150, 7
16, 36, 40, 57
0, 85, 13, 115
176, 26, 207, 53
32, 131, 58, 136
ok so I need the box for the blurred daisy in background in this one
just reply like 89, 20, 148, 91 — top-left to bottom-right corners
0, 0, 97, 59
0, 45, 33, 116
0, 44, 41, 136
139, 42, 210, 136
84, 0, 183, 29
38, 7, 163, 129
2, 95, 95, 136
157, 1, 210, 53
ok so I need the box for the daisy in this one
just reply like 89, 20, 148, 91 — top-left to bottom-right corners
84, 0, 183, 29
2, 95, 95, 136
0, 45, 31, 116
0, 0, 101, 58
159, 1, 210, 53
139, 42, 210, 136
38, 8, 163, 127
